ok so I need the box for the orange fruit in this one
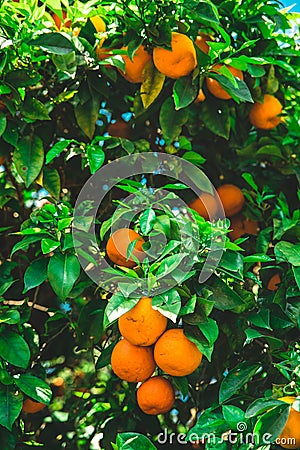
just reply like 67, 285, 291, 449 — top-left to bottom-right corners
206, 64, 244, 100
118, 297, 167, 346
278, 396, 300, 449
154, 328, 202, 376
188, 192, 219, 220
267, 273, 281, 291
217, 184, 245, 217
22, 399, 46, 414
120, 45, 151, 84
230, 214, 259, 240
107, 120, 132, 139
106, 228, 145, 268
249, 94, 282, 130
51, 377, 65, 397
195, 32, 213, 54
194, 88, 206, 103
0, 155, 6, 165
153, 32, 197, 79
136, 376, 175, 415
111, 338, 156, 382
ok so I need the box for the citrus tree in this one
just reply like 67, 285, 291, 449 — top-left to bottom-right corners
0, 0, 299, 449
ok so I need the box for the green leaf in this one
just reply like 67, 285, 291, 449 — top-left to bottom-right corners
75, 95, 101, 140
0, 426, 16, 449
20, 96, 50, 121
159, 98, 188, 143
182, 151, 206, 166
139, 209, 156, 235
253, 404, 290, 444
209, 275, 245, 311
186, 318, 218, 361
14, 135, 44, 188
103, 293, 139, 328
0, 310, 20, 325
0, 331, 30, 369
42, 168, 61, 199
96, 341, 117, 369
11, 235, 43, 257
0, 385, 23, 431
292, 266, 300, 290
0, 112, 7, 137
256, 145, 284, 160
208, 73, 253, 103
222, 405, 245, 429
52, 51, 77, 75
116, 432, 157, 450
5, 70, 42, 88
275, 241, 300, 266
29, 32, 74, 55
86, 145, 105, 174
23, 258, 48, 293
244, 328, 283, 350
173, 75, 198, 110
140, 60, 165, 109
248, 310, 272, 330
245, 398, 285, 418
41, 238, 60, 254
47, 253, 80, 300
193, 1, 219, 23
152, 289, 181, 323
14, 374, 52, 405
77, 299, 105, 348
200, 100, 230, 139
46, 140, 72, 164
219, 362, 260, 403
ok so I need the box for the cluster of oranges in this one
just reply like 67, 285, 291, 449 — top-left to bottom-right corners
188, 183, 259, 241
97, 29, 282, 131
109, 297, 202, 415
105, 233, 202, 414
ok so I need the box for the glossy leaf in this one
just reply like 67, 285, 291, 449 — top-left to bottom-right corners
14, 374, 52, 405
47, 253, 80, 300
14, 135, 44, 188
0, 331, 30, 369
0, 385, 23, 431
219, 362, 260, 403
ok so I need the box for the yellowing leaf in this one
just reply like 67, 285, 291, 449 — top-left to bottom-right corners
140, 60, 165, 110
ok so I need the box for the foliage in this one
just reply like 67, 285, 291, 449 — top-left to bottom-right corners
0, 0, 299, 449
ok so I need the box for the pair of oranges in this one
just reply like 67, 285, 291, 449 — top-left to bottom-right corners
110, 297, 202, 415
188, 183, 259, 241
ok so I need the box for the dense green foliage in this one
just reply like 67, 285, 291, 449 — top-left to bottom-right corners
0, 0, 299, 449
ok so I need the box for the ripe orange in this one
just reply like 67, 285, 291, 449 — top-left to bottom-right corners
136, 376, 175, 415
230, 214, 259, 240
267, 273, 281, 291
154, 328, 202, 376
22, 399, 46, 414
188, 192, 219, 220
106, 228, 145, 268
216, 184, 245, 217
249, 94, 282, 130
206, 64, 244, 100
194, 89, 206, 103
118, 297, 167, 346
111, 338, 156, 382
278, 396, 300, 449
153, 32, 197, 79
107, 120, 132, 139
195, 32, 213, 54
51, 377, 65, 397
0, 155, 6, 165
120, 45, 151, 84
